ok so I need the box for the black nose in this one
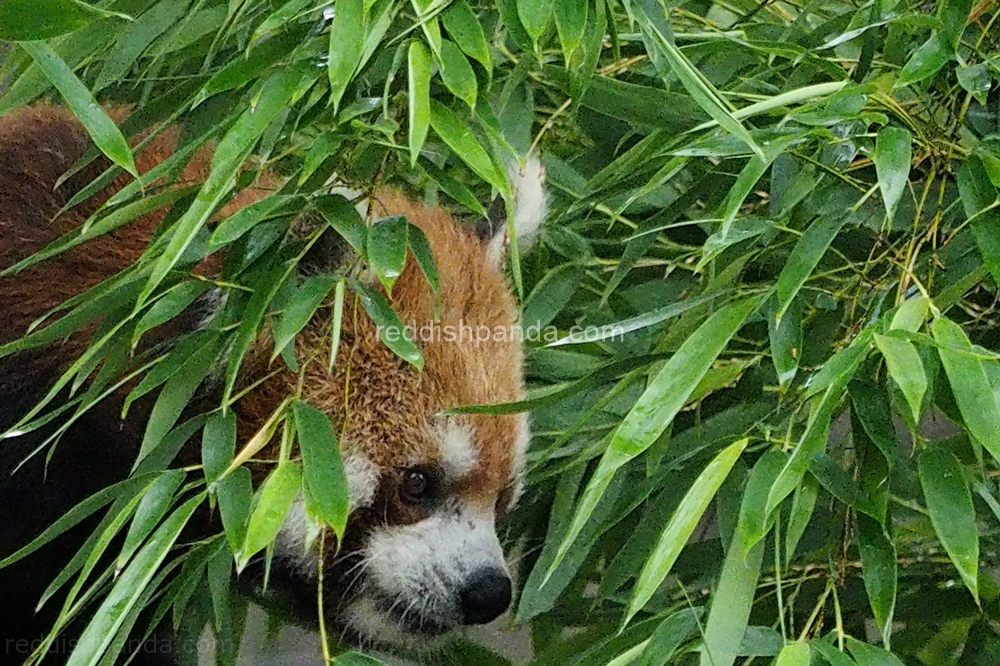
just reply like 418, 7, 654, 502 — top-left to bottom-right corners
458, 567, 513, 625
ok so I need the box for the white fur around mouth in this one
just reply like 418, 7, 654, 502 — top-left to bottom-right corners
342, 596, 456, 652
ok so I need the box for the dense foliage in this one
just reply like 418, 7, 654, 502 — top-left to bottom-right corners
2, 0, 1000, 664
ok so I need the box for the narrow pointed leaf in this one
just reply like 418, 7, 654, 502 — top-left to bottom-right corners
19, 41, 137, 178
873, 126, 911, 219
293, 400, 350, 539
874, 333, 926, 425
328, 0, 365, 113
407, 40, 432, 167
627, 438, 747, 623
238, 462, 302, 569
918, 447, 979, 602
932, 316, 1000, 464
775, 214, 848, 322
858, 514, 897, 646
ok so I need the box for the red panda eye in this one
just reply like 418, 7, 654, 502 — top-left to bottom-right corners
400, 469, 433, 504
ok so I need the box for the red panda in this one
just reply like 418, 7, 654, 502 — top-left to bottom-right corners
0, 104, 546, 661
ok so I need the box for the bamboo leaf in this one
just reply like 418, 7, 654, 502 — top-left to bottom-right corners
918, 447, 979, 602
238, 462, 302, 570
626, 438, 747, 623
65, 494, 203, 666
932, 316, 1000, 465
858, 514, 897, 647
874, 333, 926, 425
407, 40, 432, 167
873, 126, 911, 219
775, 214, 848, 322
19, 41, 137, 178
293, 400, 350, 539
328, 0, 365, 113
367, 214, 409, 295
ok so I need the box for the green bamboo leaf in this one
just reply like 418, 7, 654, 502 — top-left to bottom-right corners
813, 642, 858, 666
918, 447, 979, 602
132, 281, 209, 349
406, 223, 440, 294
194, 25, 307, 106
19, 41, 137, 178
223, 258, 297, 406
65, 494, 203, 666
438, 39, 477, 109
272, 276, 338, 361
896, 34, 950, 88
767, 381, 845, 515
137, 334, 221, 466
874, 333, 926, 425
293, 400, 350, 539
0, 0, 130, 41
932, 316, 1000, 465
635, 609, 701, 666
775, 643, 811, 666
543, 295, 760, 584
367, 215, 409, 295
218, 467, 253, 555
210, 196, 298, 248
328, 0, 365, 113
329, 278, 346, 373
549, 292, 722, 348
349, 278, 424, 369
785, 474, 818, 562
522, 265, 586, 330
410, 0, 442, 56
737, 449, 788, 555
251, 0, 312, 42
957, 157, 1000, 287
408, 40, 432, 167
626, 438, 747, 623
441, 0, 491, 69
775, 214, 848, 322
889, 296, 929, 333
873, 126, 911, 219
300, 133, 346, 188
939, 0, 973, 47
633, 4, 761, 158
140, 66, 303, 307
858, 514, 897, 647
238, 462, 302, 570
117, 469, 187, 572
713, 136, 796, 240
699, 534, 765, 666
517, 0, 552, 45
769, 296, 801, 390
429, 100, 508, 195
554, 0, 587, 60
203, 412, 237, 487
314, 194, 368, 256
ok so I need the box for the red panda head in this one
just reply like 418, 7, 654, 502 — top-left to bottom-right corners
239, 160, 547, 649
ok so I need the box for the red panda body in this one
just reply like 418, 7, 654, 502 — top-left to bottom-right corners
0, 105, 544, 663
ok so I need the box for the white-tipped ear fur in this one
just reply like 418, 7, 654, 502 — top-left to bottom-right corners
487, 154, 549, 266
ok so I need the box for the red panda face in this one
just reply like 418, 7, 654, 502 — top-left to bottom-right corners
240, 182, 543, 649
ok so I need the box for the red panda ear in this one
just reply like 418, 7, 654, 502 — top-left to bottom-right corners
483, 155, 549, 268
